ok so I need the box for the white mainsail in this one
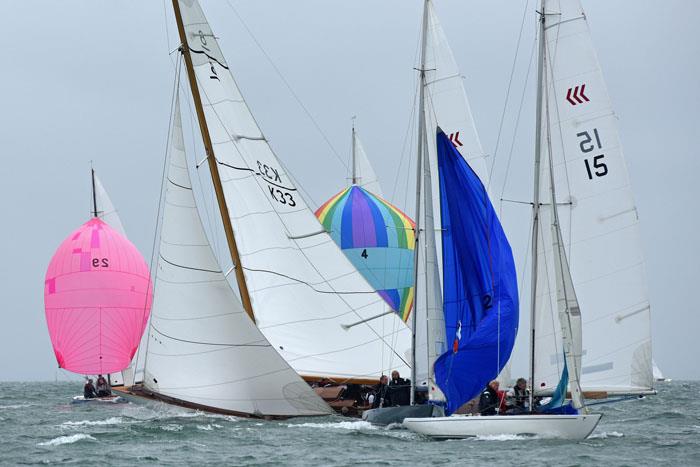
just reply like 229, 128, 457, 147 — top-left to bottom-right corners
142, 97, 331, 416
533, 0, 653, 395
351, 127, 383, 197
176, 0, 410, 381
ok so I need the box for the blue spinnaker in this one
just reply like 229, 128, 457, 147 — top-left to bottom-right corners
433, 128, 519, 415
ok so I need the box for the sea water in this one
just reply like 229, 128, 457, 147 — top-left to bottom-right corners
0, 381, 697, 465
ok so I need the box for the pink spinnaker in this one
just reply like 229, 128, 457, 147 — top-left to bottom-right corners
44, 218, 152, 375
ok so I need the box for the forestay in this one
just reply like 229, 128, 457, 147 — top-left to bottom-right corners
143, 97, 331, 416
533, 0, 653, 395
176, 0, 410, 380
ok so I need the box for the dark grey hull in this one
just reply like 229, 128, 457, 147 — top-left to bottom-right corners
361, 404, 444, 426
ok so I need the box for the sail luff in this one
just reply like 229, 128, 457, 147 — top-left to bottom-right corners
544, 51, 585, 409
170, 0, 255, 323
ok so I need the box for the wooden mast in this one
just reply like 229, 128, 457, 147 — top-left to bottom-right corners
170, 0, 255, 323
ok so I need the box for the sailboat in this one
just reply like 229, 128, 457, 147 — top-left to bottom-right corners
364, 0, 520, 425
405, 0, 654, 439
652, 360, 670, 383
44, 169, 152, 402
114, 0, 412, 418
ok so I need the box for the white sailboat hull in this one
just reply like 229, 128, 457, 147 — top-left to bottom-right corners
403, 413, 602, 440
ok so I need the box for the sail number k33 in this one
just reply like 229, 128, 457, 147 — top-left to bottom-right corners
577, 128, 608, 180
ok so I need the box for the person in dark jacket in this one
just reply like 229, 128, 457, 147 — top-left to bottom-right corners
371, 375, 392, 408
83, 379, 97, 399
389, 370, 410, 406
96, 375, 111, 397
478, 380, 501, 415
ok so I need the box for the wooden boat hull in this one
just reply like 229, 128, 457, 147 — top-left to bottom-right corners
403, 413, 602, 440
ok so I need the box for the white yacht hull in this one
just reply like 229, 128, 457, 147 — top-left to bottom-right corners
403, 413, 602, 440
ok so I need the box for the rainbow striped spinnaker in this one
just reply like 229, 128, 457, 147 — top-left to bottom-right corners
315, 185, 415, 321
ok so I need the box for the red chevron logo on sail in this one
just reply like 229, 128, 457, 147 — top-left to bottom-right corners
566, 84, 589, 106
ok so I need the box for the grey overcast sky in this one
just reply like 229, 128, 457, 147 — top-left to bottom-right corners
1, 1, 697, 381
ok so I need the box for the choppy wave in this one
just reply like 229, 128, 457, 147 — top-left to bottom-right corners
196, 423, 223, 431
0, 404, 30, 410
61, 417, 124, 427
160, 424, 184, 432
38, 433, 96, 446
589, 431, 624, 439
286, 420, 377, 431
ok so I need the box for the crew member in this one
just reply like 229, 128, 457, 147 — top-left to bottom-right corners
389, 370, 410, 406
372, 375, 392, 408
83, 379, 97, 399
96, 374, 111, 397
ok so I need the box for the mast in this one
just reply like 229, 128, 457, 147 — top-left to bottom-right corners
351, 119, 357, 185
528, 2, 546, 411
91, 168, 98, 218
170, 0, 255, 323
410, 0, 430, 406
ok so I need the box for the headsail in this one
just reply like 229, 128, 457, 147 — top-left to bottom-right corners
432, 129, 518, 415
92, 172, 126, 237
351, 128, 383, 197
174, 0, 410, 381
142, 96, 331, 416
533, 0, 653, 395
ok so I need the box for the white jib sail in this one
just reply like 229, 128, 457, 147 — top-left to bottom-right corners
533, 0, 653, 395
351, 129, 384, 197
93, 173, 126, 237
177, 0, 411, 381
142, 96, 331, 416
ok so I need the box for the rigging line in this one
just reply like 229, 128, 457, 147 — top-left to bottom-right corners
487, 0, 531, 190
389, 25, 422, 205
498, 34, 538, 205
138, 53, 183, 378
223, 0, 348, 172
390, 82, 419, 205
